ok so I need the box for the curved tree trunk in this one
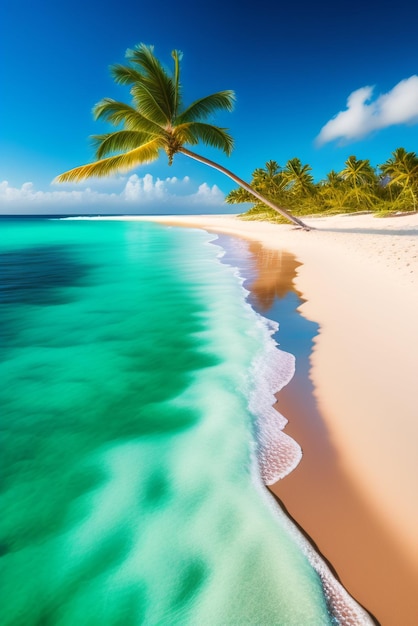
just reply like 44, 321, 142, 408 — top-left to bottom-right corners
179, 147, 311, 230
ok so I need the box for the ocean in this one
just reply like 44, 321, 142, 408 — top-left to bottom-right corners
0, 217, 372, 625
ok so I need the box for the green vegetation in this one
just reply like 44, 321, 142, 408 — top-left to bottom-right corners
56, 43, 308, 229
227, 150, 418, 222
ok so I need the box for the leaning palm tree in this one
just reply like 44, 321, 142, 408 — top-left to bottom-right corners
56, 43, 309, 229
226, 160, 287, 214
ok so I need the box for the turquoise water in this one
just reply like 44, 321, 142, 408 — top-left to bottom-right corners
1, 218, 366, 625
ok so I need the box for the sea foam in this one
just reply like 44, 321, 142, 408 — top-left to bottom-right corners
209, 235, 302, 484
247, 314, 303, 484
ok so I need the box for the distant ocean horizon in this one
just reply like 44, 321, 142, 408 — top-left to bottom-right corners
0, 213, 234, 219
1, 216, 371, 624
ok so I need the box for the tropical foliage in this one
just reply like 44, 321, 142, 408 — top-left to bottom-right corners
226, 149, 418, 221
56, 43, 308, 229
380, 148, 418, 211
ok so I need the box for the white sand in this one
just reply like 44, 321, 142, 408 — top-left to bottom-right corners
105, 211, 418, 570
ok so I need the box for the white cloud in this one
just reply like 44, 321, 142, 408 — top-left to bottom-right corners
317, 75, 418, 145
0, 174, 227, 215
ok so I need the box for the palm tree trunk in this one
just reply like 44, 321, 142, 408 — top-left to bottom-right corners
179, 147, 311, 230
410, 186, 417, 212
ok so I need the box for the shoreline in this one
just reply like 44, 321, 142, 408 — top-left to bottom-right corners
212, 228, 414, 625
79, 212, 418, 624
211, 232, 378, 623
131, 212, 418, 547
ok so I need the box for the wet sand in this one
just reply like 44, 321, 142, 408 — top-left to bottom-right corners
91, 213, 418, 625
221, 235, 418, 625
272, 376, 418, 626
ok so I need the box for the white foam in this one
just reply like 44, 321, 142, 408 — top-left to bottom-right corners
184, 258, 301, 485
207, 233, 303, 484
247, 315, 303, 484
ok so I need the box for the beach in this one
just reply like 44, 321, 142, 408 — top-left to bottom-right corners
120, 212, 418, 625
4, 212, 417, 624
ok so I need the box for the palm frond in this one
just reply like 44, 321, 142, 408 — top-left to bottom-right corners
172, 49, 183, 116
170, 123, 198, 146
93, 98, 166, 134
55, 140, 163, 183
111, 64, 144, 86
177, 91, 235, 123
91, 130, 163, 159
126, 44, 176, 121
225, 187, 253, 204
130, 82, 172, 125
176, 122, 234, 155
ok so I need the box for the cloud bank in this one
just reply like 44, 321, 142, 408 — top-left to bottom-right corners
0, 174, 228, 215
317, 75, 418, 145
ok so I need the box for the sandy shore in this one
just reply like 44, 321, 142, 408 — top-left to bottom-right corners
138, 213, 418, 540
91, 212, 418, 623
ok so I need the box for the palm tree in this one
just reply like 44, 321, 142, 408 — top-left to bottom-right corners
282, 158, 315, 196
56, 44, 308, 229
264, 160, 281, 178
324, 170, 343, 187
251, 160, 286, 197
318, 170, 348, 213
380, 148, 418, 211
339, 156, 378, 208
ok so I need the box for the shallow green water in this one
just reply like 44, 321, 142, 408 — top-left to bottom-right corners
0, 218, 337, 625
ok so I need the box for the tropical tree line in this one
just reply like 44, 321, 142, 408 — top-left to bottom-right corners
226, 149, 418, 221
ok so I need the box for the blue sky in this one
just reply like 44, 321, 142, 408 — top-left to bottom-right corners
2, 0, 418, 214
